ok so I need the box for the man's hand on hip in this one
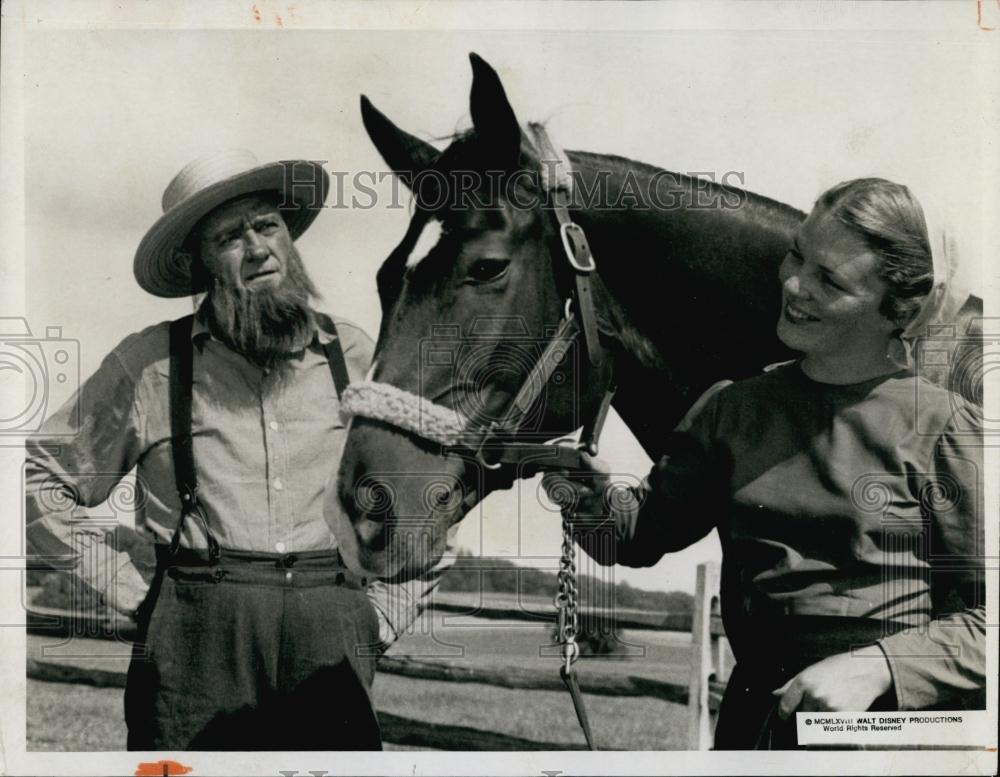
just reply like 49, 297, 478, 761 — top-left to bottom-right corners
102, 564, 150, 620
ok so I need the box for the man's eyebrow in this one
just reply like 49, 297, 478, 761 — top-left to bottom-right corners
206, 219, 242, 240
206, 210, 279, 239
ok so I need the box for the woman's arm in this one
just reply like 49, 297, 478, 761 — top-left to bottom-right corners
542, 383, 729, 568
775, 399, 986, 716
876, 400, 986, 709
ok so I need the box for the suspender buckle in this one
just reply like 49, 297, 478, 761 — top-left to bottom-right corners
178, 484, 200, 514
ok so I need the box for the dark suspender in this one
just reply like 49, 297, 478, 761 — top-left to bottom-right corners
317, 314, 351, 399
166, 313, 352, 560
168, 315, 219, 561
167, 315, 197, 531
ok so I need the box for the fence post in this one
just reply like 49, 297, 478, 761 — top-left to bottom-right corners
686, 561, 721, 750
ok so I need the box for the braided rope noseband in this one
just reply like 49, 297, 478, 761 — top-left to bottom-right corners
340, 381, 472, 448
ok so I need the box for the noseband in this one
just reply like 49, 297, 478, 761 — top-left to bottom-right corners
341, 124, 616, 473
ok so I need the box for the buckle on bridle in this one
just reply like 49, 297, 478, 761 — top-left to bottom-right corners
560, 222, 596, 273
472, 422, 503, 470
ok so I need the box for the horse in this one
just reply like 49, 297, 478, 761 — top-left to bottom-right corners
325, 53, 982, 582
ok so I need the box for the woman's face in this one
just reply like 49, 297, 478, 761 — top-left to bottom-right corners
777, 207, 896, 361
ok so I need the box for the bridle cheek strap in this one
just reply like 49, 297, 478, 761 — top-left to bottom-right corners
340, 123, 614, 472
340, 313, 611, 472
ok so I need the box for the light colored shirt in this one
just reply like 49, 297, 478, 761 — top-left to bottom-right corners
25, 313, 443, 643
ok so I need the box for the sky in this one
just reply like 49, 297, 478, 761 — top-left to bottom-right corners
13, 17, 998, 594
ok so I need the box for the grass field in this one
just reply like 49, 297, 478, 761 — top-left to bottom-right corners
27, 612, 705, 751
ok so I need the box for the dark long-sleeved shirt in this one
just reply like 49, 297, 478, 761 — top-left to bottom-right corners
586, 362, 985, 710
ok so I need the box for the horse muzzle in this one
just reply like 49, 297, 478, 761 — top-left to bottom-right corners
325, 418, 471, 580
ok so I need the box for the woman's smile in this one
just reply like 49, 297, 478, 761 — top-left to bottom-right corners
776, 207, 896, 382
783, 301, 820, 324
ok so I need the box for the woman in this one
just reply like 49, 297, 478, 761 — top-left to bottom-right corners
544, 178, 985, 749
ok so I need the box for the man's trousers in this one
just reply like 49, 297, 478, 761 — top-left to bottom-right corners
124, 548, 383, 750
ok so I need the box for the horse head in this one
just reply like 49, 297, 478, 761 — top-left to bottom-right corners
328, 54, 616, 579
327, 54, 986, 583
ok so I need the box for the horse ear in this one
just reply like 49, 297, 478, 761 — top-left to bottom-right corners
361, 95, 440, 190
468, 53, 522, 170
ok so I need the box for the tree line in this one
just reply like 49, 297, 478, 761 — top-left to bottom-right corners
438, 549, 694, 614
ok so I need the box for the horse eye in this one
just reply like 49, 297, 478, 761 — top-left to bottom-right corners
467, 258, 510, 283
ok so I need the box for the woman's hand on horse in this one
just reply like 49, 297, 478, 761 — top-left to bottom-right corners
772, 645, 894, 718
541, 453, 613, 518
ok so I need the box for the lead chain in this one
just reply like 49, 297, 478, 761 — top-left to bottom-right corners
554, 512, 579, 672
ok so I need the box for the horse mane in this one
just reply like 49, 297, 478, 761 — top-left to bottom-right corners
595, 292, 666, 371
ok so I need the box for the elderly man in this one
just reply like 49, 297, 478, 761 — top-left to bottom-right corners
25, 150, 437, 750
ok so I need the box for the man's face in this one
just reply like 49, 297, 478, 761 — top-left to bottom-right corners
198, 195, 294, 292
194, 193, 319, 367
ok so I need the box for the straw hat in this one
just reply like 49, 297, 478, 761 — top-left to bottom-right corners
134, 149, 330, 297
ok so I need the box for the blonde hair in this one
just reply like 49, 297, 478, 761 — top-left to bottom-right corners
817, 178, 934, 330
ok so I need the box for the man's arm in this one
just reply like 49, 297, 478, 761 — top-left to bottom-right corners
364, 535, 458, 650
25, 348, 148, 616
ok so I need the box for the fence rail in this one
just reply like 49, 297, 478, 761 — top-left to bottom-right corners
428, 597, 726, 635
26, 562, 728, 750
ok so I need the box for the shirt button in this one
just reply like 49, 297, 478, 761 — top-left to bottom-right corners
275, 541, 286, 553
273, 477, 284, 491
269, 420, 280, 431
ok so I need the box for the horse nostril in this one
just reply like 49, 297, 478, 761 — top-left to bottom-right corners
357, 516, 390, 550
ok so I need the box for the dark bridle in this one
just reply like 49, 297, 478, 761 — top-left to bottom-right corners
340, 122, 617, 475
339, 124, 618, 749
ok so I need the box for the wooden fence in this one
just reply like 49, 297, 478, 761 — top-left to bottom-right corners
26, 562, 728, 750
